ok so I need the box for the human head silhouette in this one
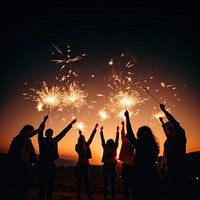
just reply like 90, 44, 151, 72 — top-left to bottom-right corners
18, 124, 34, 137
78, 135, 86, 145
45, 128, 53, 139
137, 126, 154, 142
106, 139, 115, 148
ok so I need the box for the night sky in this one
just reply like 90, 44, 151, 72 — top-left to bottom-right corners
1, 2, 199, 164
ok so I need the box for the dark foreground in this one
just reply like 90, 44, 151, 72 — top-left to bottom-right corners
1, 152, 200, 199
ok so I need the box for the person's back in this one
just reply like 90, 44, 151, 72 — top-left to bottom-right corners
101, 139, 118, 165
119, 138, 135, 165
160, 104, 189, 199
100, 126, 119, 200
125, 111, 161, 200
118, 120, 135, 200
75, 137, 91, 164
38, 135, 58, 163
37, 117, 76, 200
75, 123, 98, 200
7, 121, 42, 200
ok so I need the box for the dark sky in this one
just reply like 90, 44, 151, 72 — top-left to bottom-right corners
1, 2, 199, 106
1, 2, 199, 58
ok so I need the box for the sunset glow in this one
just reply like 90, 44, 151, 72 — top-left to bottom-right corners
1, 2, 199, 167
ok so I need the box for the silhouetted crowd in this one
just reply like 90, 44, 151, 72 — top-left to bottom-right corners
6, 104, 189, 200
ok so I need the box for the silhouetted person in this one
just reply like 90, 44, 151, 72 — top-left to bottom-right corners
7, 117, 45, 200
125, 110, 161, 200
118, 120, 135, 200
100, 126, 119, 200
159, 104, 189, 199
38, 116, 77, 200
75, 123, 98, 200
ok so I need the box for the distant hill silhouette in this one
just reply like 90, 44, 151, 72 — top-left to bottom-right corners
1, 151, 200, 168
55, 158, 76, 167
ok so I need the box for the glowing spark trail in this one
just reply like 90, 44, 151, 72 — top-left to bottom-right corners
151, 111, 166, 121
75, 121, 86, 132
50, 44, 86, 70
98, 110, 110, 122
62, 82, 88, 110
142, 86, 161, 104
22, 82, 64, 112
105, 52, 147, 119
108, 90, 146, 119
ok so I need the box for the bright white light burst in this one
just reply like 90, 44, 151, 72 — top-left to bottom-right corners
98, 109, 110, 122
62, 82, 88, 110
22, 81, 64, 112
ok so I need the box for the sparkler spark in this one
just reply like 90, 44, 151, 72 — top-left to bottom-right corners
75, 121, 86, 131
98, 109, 110, 122
151, 107, 171, 123
115, 91, 146, 109
22, 82, 64, 112
108, 90, 147, 119
151, 111, 166, 121
104, 52, 148, 119
62, 82, 88, 110
160, 82, 166, 87
23, 47, 183, 128
50, 44, 86, 71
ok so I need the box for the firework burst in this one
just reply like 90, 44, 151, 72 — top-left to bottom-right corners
22, 81, 64, 112
50, 44, 86, 71
106, 52, 147, 118
74, 121, 86, 131
62, 81, 88, 111
98, 109, 110, 122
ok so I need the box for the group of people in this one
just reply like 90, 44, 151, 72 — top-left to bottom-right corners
6, 104, 189, 200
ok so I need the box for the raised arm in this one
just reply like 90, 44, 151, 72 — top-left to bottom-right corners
124, 110, 137, 145
78, 129, 82, 136
121, 121, 125, 139
54, 119, 77, 142
100, 126, 106, 147
114, 126, 119, 148
160, 104, 184, 133
159, 117, 168, 137
159, 117, 165, 125
87, 123, 98, 146
37, 115, 48, 141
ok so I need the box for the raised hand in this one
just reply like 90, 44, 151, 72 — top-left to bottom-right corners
117, 126, 119, 132
124, 110, 129, 118
160, 104, 165, 111
43, 115, 48, 123
100, 126, 103, 131
121, 121, 124, 126
159, 117, 164, 124
78, 129, 82, 135
95, 123, 98, 129
71, 119, 77, 124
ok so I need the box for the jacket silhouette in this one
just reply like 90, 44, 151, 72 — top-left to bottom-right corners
38, 116, 76, 200
7, 118, 44, 200
160, 104, 189, 199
